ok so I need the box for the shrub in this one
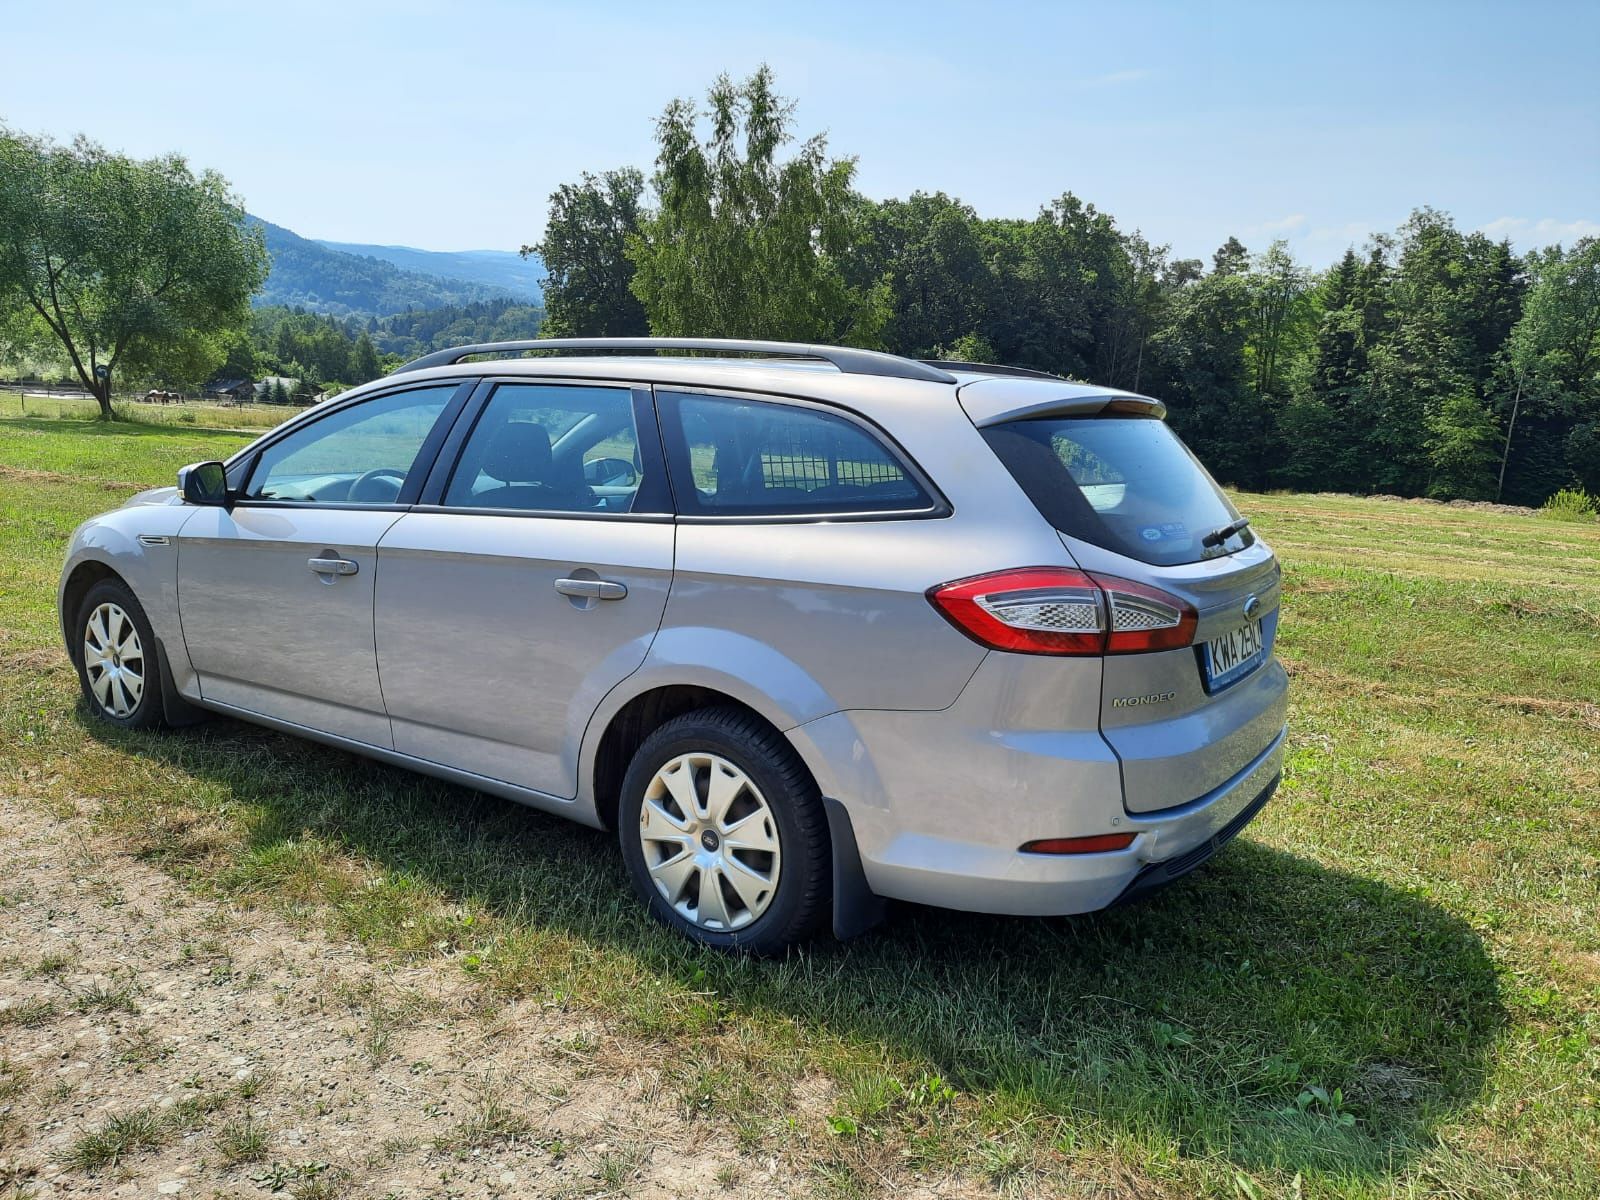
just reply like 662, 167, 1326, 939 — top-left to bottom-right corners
1540, 488, 1598, 521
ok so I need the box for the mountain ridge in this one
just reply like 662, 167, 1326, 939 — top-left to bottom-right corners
250, 216, 543, 318
314, 239, 543, 301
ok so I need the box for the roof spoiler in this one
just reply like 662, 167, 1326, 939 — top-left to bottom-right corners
956, 377, 1168, 426
392, 338, 957, 383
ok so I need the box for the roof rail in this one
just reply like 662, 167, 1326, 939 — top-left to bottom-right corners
394, 338, 958, 383
920, 359, 1066, 381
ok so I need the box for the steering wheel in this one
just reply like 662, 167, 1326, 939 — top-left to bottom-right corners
348, 467, 407, 503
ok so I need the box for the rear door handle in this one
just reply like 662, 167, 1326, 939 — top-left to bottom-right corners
554, 577, 627, 601
308, 557, 359, 576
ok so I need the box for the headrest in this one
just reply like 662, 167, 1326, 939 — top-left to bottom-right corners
481, 420, 553, 484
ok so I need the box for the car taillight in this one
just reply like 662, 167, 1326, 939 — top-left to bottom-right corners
1092, 574, 1198, 653
928, 567, 1196, 656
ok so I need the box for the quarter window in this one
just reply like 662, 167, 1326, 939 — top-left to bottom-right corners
443, 383, 650, 514
243, 385, 457, 504
660, 392, 934, 517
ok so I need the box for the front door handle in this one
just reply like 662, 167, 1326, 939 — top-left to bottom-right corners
308, 556, 359, 576
554, 577, 627, 601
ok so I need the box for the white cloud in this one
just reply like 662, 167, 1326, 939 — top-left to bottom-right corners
1476, 216, 1600, 246
1306, 222, 1378, 246
1249, 213, 1308, 235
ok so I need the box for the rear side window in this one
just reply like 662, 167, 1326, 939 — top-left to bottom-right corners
658, 391, 936, 517
983, 416, 1253, 566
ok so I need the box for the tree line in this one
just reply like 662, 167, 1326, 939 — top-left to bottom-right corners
220, 299, 545, 396
531, 68, 1599, 506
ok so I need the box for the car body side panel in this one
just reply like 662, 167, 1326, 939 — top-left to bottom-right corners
374, 511, 674, 798
660, 520, 992, 715
177, 505, 403, 746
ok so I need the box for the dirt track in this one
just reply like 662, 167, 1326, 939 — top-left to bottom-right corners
0, 795, 807, 1198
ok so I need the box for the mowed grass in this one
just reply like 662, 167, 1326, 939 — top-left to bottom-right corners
1, 411, 1597, 1198
0, 389, 300, 430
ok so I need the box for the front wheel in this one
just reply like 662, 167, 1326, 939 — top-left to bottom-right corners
618, 706, 830, 955
74, 578, 164, 729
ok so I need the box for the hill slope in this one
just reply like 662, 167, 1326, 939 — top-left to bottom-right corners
315, 241, 543, 302
251, 217, 517, 317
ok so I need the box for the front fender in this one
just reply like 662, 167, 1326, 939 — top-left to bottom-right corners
59, 504, 199, 697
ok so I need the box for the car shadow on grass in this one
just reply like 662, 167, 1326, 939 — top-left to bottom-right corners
94, 712, 1505, 1185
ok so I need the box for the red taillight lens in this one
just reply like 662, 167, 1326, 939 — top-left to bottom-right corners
928, 567, 1195, 656
1090, 573, 1199, 654
928, 567, 1105, 655
1021, 832, 1137, 854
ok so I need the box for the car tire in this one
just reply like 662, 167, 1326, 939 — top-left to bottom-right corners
618, 706, 830, 955
74, 578, 164, 730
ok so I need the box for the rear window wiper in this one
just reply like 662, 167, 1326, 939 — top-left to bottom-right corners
1201, 516, 1251, 548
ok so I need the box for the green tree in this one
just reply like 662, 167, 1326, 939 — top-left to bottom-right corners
867, 192, 997, 359
1499, 239, 1600, 501
0, 127, 267, 419
351, 331, 381, 382
1427, 390, 1499, 498
1364, 210, 1525, 494
1149, 250, 1258, 485
530, 168, 649, 337
627, 65, 888, 344
1246, 240, 1314, 400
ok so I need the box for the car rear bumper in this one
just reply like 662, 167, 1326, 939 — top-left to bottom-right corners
796, 707, 1287, 917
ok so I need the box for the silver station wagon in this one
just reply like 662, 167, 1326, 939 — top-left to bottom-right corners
59, 339, 1288, 953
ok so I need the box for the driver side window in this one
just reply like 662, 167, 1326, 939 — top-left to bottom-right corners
243, 386, 456, 505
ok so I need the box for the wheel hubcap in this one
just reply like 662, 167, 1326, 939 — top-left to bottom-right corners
638, 752, 781, 932
83, 602, 145, 718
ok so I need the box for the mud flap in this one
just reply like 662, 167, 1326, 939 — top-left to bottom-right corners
823, 797, 887, 940
154, 637, 208, 727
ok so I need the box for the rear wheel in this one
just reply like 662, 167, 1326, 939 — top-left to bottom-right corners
618, 706, 830, 955
74, 578, 163, 730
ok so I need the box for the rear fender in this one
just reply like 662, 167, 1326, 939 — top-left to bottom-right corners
575, 626, 841, 820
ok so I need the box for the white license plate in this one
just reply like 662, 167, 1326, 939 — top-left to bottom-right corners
1204, 617, 1264, 690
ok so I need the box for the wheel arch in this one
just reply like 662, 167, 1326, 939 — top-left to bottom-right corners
586, 681, 886, 941
60, 559, 124, 664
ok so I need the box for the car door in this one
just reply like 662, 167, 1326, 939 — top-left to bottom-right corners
178, 381, 469, 745
374, 380, 675, 797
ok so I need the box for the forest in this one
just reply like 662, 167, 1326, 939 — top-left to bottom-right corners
533, 70, 1599, 507
217, 299, 546, 396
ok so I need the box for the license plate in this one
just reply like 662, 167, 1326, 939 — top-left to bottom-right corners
1203, 616, 1264, 690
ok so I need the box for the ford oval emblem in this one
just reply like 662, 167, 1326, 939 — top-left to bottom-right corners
1243, 594, 1260, 620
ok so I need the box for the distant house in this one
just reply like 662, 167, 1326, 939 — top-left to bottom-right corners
254, 376, 302, 403
203, 378, 254, 402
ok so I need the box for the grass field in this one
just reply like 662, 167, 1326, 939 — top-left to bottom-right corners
1, 409, 1597, 1198
0, 389, 302, 430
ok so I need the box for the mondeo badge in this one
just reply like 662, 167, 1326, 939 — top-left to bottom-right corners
1111, 691, 1177, 708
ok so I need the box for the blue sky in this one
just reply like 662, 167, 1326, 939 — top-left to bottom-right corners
2, 0, 1595, 266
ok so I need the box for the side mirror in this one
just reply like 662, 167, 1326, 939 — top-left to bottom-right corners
583, 456, 640, 488
178, 460, 229, 506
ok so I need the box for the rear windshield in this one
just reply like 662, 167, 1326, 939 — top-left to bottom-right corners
982, 416, 1252, 566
